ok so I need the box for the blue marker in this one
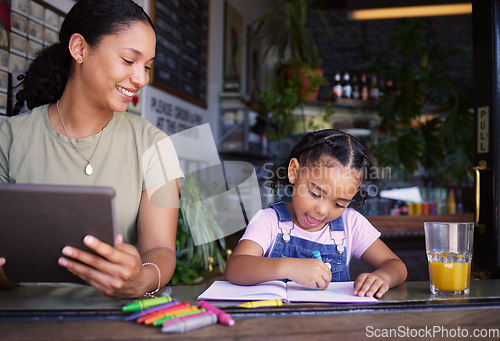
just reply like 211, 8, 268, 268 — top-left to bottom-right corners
312, 250, 322, 261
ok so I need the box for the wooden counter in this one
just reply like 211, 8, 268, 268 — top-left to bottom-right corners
1, 280, 499, 340
367, 213, 474, 237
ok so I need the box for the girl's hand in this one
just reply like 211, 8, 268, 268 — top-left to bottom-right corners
58, 234, 148, 298
286, 258, 332, 290
353, 272, 390, 298
355, 239, 408, 298
0, 258, 18, 288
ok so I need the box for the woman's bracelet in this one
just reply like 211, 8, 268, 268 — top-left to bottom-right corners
142, 262, 161, 297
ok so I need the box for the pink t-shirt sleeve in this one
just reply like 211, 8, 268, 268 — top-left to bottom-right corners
239, 208, 277, 256
344, 208, 381, 260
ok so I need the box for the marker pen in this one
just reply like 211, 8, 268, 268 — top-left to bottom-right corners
161, 310, 212, 328
312, 250, 322, 261
137, 301, 190, 324
161, 313, 218, 333
237, 299, 283, 308
124, 299, 180, 321
145, 305, 197, 325
198, 300, 235, 326
122, 296, 173, 312
152, 308, 206, 327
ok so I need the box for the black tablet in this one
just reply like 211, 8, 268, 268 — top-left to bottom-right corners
0, 183, 116, 283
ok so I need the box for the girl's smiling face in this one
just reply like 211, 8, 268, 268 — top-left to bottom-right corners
287, 156, 362, 232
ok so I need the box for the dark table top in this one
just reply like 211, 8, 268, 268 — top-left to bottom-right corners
1, 280, 499, 340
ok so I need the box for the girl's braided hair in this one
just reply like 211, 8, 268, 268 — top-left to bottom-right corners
267, 129, 372, 209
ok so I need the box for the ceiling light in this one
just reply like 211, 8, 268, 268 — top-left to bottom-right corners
348, 3, 472, 21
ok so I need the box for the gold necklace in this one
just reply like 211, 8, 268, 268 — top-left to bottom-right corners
55, 101, 108, 176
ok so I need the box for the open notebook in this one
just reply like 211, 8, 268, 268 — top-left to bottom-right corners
197, 280, 378, 303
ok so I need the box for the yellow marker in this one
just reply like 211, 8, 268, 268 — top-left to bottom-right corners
237, 299, 283, 308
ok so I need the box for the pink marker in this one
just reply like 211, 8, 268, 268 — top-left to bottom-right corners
198, 300, 235, 326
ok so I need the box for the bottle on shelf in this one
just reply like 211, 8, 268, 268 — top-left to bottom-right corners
415, 202, 423, 215
422, 202, 430, 215
378, 76, 385, 102
370, 74, 379, 102
420, 187, 430, 215
342, 71, 352, 99
435, 188, 447, 215
332, 71, 342, 100
390, 201, 401, 216
352, 74, 360, 99
428, 189, 437, 215
385, 77, 395, 97
399, 201, 408, 215
446, 188, 457, 214
456, 187, 464, 213
261, 132, 268, 157
407, 202, 415, 215
361, 73, 369, 101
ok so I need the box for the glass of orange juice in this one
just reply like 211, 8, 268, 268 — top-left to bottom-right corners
424, 222, 474, 295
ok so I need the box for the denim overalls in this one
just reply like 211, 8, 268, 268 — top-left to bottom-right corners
268, 202, 350, 282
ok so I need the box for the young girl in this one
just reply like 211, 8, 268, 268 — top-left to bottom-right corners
226, 129, 407, 298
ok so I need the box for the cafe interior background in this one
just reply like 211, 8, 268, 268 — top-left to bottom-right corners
0, 0, 498, 285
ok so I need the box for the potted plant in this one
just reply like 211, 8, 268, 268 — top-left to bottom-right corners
250, 0, 341, 140
171, 173, 228, 285
366, 19, 474, 187
259, 64, 333, 141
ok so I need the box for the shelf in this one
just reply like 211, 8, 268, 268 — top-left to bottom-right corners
304, 98, 379, 109
294, 101, 380, 121
367, 213, 474, 238
218, 94, 270, 158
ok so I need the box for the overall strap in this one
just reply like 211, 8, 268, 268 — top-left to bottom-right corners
329, 215, 345, 232
269, 202, 293, 222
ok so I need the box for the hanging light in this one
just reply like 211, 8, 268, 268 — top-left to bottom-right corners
348, 3, 472, 21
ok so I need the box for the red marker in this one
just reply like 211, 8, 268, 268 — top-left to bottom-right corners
198, 300, 235, 326
137, 301, 190, 324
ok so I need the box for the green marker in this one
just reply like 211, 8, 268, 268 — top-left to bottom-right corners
122, 296, 172, 312
153, 308, 206, 326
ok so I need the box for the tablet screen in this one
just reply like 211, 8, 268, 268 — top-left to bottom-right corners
0, 183, 116, 283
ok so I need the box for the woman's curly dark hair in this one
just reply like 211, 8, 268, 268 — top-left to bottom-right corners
13, 0, 154, 115
267, 129, 374, 209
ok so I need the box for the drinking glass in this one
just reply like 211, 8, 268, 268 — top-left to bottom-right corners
424, 222, 474, 295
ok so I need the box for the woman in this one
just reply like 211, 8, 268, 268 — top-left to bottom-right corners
0, 0, 184, 298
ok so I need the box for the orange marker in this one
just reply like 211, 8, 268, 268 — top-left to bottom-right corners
137, 301, 190, 324
145, 305, 198, 325
152, 308, 206, 326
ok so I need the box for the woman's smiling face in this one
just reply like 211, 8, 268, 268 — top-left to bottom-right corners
288, 156, 361, 232
80, 21, 156, 113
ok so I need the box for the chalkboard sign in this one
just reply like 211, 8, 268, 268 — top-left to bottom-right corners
149, 0, 209, 108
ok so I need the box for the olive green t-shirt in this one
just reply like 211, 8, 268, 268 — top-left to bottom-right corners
0, 104, 184, 244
